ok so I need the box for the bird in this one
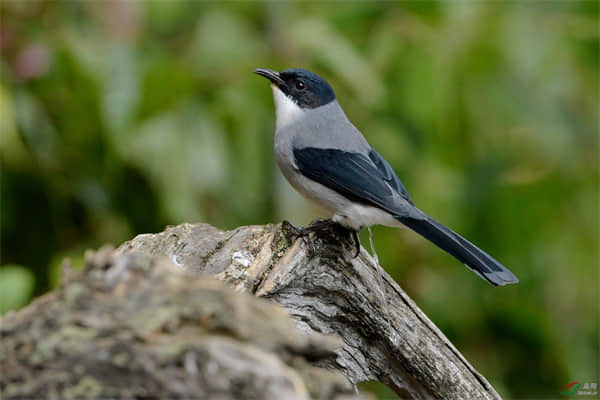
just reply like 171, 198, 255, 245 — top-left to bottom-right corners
254, 67, 518, 287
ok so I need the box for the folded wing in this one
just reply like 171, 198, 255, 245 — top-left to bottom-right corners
293, 147, 411, 214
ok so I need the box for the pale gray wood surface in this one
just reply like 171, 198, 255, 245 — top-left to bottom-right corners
118, 222, 502, 400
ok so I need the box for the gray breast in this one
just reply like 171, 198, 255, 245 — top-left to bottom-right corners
272, 101, 374, 214
288, 101, 371, 154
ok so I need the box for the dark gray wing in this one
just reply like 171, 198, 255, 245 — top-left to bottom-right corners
293, 147, 411, 214
368, 149, 413, 204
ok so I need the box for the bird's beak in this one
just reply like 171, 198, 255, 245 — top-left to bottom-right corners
253, 68, 285, 87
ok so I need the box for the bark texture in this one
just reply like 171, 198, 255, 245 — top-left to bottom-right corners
1, 222, 503, 400
1, 246, 364, 400
116, 222, 502, 400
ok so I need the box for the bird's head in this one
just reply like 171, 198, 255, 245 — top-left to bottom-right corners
254, 68, 336, 110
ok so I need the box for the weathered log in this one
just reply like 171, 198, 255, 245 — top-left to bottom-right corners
2, 222, 502, 399
0, 246, 366, 400
115, 222, 502, 400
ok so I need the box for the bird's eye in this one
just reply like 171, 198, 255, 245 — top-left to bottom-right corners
295, 81, 305, 90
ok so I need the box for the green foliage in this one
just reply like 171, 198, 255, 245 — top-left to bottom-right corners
0, 265, 34, 314
0, 1, 597, 398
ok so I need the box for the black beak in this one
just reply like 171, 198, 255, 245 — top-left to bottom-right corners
253, 68, 285, 87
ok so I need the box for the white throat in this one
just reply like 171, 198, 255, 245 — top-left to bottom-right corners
271, 85, 304, 130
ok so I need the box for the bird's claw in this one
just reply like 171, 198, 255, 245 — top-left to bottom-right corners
281, 220, 303, 238
280, 219, 360, 258
281, 220, 318, 256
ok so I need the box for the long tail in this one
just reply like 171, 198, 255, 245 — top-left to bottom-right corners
396, 212, 518, 286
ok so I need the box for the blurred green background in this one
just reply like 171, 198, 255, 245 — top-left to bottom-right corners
1, 1, 598, 399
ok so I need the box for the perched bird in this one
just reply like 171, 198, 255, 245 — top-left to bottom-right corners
254, 67, 518, 287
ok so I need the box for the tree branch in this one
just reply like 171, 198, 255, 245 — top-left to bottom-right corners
116, 222, 502, 400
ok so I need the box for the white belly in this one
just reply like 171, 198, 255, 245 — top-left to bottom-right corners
332, 202, 403, 231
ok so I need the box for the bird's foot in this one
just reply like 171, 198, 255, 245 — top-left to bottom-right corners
281, 220, 304, 238
280, 220, 319, 255
281, 219, 360, 258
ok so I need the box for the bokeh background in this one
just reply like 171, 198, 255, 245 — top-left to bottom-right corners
1, 1, 598, 399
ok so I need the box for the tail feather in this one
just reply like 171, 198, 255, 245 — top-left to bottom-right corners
397, 213, 518, 286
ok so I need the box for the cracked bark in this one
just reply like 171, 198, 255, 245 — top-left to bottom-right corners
115, 222, 502, 400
